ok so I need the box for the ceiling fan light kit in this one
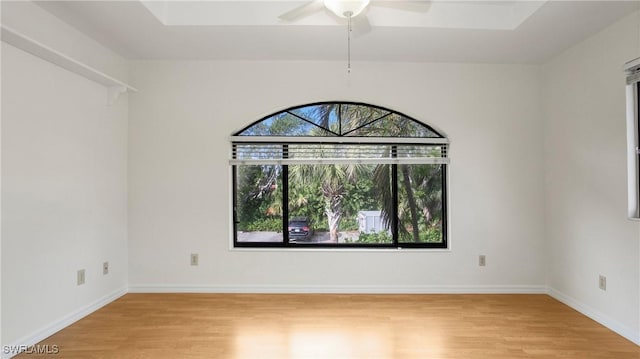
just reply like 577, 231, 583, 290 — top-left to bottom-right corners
324, 0, 371, 18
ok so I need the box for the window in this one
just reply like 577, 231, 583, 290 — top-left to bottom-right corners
626, 58, 640, 219
230, 102, 449, 248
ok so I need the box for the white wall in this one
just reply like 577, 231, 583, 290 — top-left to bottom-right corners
0, 2, 4, 347
128, 60, 546, 291
1, 40, 129, 349
1, 2, 130, 352
542, 11, 640, 342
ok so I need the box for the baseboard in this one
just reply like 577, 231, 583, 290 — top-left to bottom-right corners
547, 287, 640, 346
128, 284, 548, 294
1, 287, 127, 359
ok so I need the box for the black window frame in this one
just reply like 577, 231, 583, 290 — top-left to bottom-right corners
636, 82, 640, 210
231, 101, 449, 249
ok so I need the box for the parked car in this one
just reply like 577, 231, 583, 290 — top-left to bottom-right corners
288, 216, 313, 241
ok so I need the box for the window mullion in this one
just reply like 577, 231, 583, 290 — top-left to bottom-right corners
391, 145, 399, 247
636, 84, 640, 214
442, 164, 448, 248
232, 165, 239, 247
338, 103, 342, 135
283, 144, 290, 246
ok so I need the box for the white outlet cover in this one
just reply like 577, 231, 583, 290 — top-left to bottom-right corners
77, 269, 85, 285
479, 255, 486, 266
599, 275, 607, 290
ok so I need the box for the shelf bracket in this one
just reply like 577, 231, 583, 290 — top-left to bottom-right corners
107, 86, 128, 106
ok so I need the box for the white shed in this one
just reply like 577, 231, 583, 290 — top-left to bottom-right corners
357, 211, 390, 233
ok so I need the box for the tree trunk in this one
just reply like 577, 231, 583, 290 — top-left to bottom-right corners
401, 165, 420, 242
325, 194, 342, 243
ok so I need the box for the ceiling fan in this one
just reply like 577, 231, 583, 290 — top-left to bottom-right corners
279, 0, 431, 35
279, 1, 430, 73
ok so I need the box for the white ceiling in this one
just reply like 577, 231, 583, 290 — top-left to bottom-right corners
137, 1, 545, 29
34, 0, 640, 64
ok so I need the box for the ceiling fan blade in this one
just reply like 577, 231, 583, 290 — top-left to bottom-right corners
372, 1, 431, 13
351, 15, 372, 37
278, 0, 326, 22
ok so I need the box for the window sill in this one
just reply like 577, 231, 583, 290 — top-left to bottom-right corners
228, 246, 452, 253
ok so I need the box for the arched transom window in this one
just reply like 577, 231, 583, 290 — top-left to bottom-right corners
230, 102, 448, 249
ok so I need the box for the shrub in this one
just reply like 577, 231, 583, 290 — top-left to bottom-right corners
240, 218, 282, 232
420, 227, 442, 243
357, 231, 393, 243
341, 218, 359, 231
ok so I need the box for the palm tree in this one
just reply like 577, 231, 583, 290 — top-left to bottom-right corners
368, 116, 443, 243
285, 104, 366, 242
289, 163, 364, 242
400, 164, 421, 242
373, 162, 419, 241
411, 163, 444, 232
291, 104, 444, 244
306, 105, 440, 243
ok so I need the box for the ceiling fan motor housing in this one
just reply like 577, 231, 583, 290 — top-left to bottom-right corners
324, 0, 371, 18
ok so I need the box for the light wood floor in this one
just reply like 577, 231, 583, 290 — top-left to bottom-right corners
17, 294, 640, 358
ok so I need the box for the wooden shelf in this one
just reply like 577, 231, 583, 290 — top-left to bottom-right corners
1, 25, 137, 104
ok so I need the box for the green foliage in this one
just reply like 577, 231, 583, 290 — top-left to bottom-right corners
288, 163, 372, 238
395, 163, 443, 242
340, 218, 359, 231
420, 227, 442, 243
399, 226, 442, 243
244, 113, 311, 136
342, 174, 378, 217
288, 177, 327, 231
354, 231, 393, 244
239, 217, 282, 232
268, 114, 307, 136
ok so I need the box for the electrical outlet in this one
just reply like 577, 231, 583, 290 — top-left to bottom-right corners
190, 253, 199, 266
599, 275, 606, 291
103, 261, 109, 275
77, 269, 85, 285
479, 255, 486, 267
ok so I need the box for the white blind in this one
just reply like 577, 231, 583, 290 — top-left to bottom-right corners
230, 138, 449, 165
625, 57, 640, 85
